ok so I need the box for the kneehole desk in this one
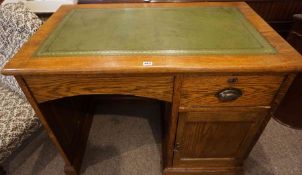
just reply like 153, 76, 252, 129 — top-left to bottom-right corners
2, 2, 302, 175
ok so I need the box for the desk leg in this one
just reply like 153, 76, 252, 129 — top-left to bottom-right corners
39, 96, 94, 175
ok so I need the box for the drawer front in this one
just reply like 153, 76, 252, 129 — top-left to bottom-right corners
180, 75, 284, 108
24, 75, 174, 103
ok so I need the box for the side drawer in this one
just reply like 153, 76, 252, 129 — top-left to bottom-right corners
24, 75, 174, 103
180, 75, 284, 108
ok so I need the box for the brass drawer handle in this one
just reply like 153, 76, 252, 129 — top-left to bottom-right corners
217, 88, 242, 102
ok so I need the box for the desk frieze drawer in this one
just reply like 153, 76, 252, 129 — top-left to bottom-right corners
180, 75, 284, 108
23, 75, 174, 103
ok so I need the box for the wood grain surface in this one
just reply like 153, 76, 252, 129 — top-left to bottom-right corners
14, 76, 74, 169
164, 166, 243, 175
24, 75, 174, 103
39, 96, 94, 174
173, 107, 268, 167
164, 75, 183, 167
180, 75, 284, 109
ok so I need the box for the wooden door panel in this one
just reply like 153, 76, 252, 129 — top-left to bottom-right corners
181, 122, 252, 158
173, 108, 269, 167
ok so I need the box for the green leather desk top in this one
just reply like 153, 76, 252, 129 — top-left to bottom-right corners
35, 6, 276, 57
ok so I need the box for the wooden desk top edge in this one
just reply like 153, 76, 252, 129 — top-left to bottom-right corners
2, 2, 302, 75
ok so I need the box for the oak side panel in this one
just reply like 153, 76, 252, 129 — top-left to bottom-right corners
180, 75, 284, 108
14, 76, 73, 168
271, 74, 296, 113
23, 75, 173, 103
242, 74, 296, 160
38, 96, 94, 174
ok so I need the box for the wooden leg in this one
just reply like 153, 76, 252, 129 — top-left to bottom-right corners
0, 166, 6, 175
160, 101, 172, 169
39, 96, 94, 175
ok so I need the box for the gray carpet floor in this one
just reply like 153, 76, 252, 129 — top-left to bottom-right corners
3, 101, 302, 175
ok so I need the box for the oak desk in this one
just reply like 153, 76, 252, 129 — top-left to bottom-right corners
2, 2, 302, 175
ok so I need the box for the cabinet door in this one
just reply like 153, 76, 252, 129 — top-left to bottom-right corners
173, 108, 268, 167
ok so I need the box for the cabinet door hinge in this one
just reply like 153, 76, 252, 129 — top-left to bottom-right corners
174, 142, 181, 152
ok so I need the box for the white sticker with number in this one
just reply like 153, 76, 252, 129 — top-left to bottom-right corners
143, 61, 153, 66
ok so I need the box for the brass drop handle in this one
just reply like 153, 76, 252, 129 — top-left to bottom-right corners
217, 88, 242, 102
